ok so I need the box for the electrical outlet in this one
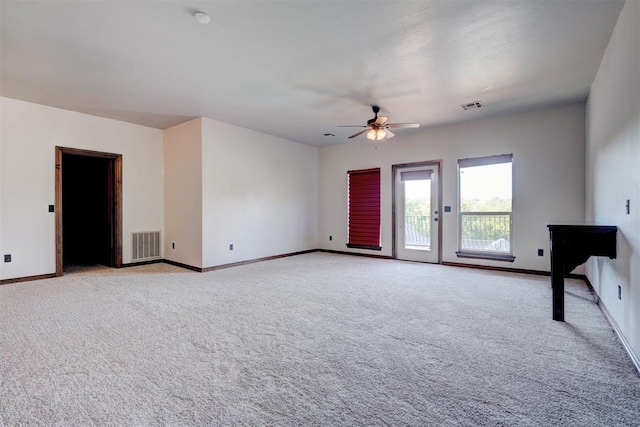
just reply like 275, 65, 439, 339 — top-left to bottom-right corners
538, 249, 544, 256
626, 199, 630, 215
172, 242, 175, 249
48, 205, 54, 212
4, 254, 11, 263
618, 285, 622, 300
329, 235, 333, 241
229, 244, 234, 251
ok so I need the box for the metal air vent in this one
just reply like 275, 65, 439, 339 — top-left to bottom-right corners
132, 231, 161, 261
460, 101, 483, 111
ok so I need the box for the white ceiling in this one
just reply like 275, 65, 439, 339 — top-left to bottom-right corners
0, 0, 624, 147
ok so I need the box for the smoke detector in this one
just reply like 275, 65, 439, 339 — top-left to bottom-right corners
194, 12, 211, 24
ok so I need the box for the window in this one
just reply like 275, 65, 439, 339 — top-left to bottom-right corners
347, 168, 381, 250
457, 154, 514, 261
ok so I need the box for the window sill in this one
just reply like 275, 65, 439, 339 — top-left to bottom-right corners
347, 244, 382, 251
456, 252, 515, 262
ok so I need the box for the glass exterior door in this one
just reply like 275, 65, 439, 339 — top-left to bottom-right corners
395, 165, 440, 263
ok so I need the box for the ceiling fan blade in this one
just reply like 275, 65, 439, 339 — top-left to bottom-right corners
375, 116, 388, 125
337, 125, 367, 128
387, 123, 420, 129
347, 129, 369, 139
385, 129, 395, 139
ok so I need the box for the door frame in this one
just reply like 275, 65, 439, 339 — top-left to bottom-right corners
55, 146, 123, 276
392, 160, 443, 262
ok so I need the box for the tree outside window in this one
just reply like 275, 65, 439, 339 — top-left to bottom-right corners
458, 155, 513, 259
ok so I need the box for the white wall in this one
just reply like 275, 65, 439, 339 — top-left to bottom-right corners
0, 97, 164, 280
319, 103, 586, 272
201, 118, 318, 268
2, 98, 317, 278
0, 98, 4, 279
163, 118, 203, 268
586, 0, 639, 363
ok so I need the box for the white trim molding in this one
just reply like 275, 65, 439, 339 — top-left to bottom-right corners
598, 300, 640, 377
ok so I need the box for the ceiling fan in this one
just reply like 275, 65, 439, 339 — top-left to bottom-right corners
338, 105, 420, 141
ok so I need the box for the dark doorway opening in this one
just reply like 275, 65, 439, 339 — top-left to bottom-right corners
62, 154, 111, 267
55, 147, 122, 275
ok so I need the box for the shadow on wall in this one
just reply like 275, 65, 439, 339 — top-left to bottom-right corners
617, 230, 633, 298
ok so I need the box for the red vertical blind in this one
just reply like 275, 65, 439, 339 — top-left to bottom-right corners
347, 168, 381, 250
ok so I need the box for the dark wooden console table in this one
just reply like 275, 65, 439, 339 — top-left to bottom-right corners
547, 224, 617, 321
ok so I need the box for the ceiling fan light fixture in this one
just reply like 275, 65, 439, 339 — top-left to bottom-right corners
342, 105, 419, 141
367, 129, 387, 141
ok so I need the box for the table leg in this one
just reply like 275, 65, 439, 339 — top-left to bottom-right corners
551, 247, 565, 322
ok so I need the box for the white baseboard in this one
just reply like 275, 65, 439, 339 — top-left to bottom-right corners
598, 300, 640, 377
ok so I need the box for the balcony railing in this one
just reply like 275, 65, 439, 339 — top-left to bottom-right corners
459, 212, 512, 253
405, 215, 431, 246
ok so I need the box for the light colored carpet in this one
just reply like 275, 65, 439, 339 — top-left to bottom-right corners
1, 253, 638, 425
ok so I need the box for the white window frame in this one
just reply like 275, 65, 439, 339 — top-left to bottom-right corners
457, 154, 515, 262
